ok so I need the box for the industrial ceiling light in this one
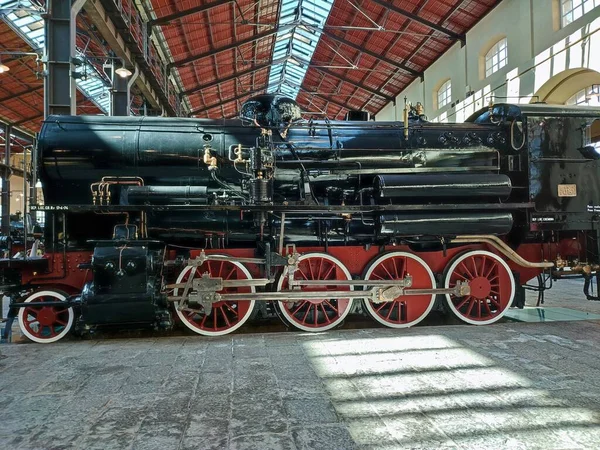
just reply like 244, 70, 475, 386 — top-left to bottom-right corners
115, 67, 132, 78
115, 59, 132, 78
0, 56, 9, 74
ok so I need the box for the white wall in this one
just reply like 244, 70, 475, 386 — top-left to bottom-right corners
375, 0, 600, 122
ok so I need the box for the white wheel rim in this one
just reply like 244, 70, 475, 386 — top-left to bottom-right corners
444, 250, 515, 325
173, 257, 255, 336
276, 252, 354, 332
17, 290, 74, 344
363, 252, 436, 329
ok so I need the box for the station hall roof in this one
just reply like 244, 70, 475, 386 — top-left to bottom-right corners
0, 0, 501, 136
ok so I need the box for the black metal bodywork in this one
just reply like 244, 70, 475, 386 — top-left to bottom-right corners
78, 238, 169, 328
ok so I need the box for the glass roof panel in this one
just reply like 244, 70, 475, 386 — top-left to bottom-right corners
267, 0, 334, 99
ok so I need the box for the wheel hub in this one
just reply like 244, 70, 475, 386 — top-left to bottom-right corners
470, 276, 492, 299
36, 307, 57, 326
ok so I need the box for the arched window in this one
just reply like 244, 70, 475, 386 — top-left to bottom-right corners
566, 85, 600, 151
437, 80, 452, 109
565, 85, 600, 105
485, 38, 508, 77
561, 0, 600, 27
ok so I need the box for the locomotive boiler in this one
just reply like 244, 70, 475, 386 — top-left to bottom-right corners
4, 95, 600, 342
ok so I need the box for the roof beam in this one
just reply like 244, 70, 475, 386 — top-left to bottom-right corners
189, 90, 256, 116
169, 27, 283, 69
181, 62, 272, 97
314, 67, 394, 102
369, 0, 466, 44
0, 118, 35, 142
300, 89, 350, 113
319, 29, 422, 78
13, 113, 43, 126
149, 0, 232, 26
0, 85, 43, 103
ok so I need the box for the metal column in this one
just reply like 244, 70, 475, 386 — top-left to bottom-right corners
1, 125, 11, 237
70, 0, 88, 114
112, 72, 129, 116
44, 0, 72, 117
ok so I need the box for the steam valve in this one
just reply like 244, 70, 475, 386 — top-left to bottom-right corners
203, 145, 218, 170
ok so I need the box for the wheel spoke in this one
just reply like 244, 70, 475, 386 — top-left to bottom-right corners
301, 305, 312, 323
459, 261, 475, 279
375, 302, 389, 312
385, 302, 396, 320
324, 300, 338, 313
224, 303, 239, 317
291, 301, 308, 315
483, 300, 493, 316
297, 267, 309, 280
465, 298, 476, 316
489, 297, 501, 308
319, 304, 330, 323
380, 263, 394, 279
322, 263, 335, 281
225, 267, 236, 280
220, 306, 231, 327
455, 296, 471, 310
307, 260, 315, 280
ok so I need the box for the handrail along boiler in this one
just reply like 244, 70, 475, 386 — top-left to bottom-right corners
4, 94, 600, 341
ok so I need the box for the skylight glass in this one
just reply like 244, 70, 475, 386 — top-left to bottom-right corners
0, 0, 111, 114
267, 0, 335, 99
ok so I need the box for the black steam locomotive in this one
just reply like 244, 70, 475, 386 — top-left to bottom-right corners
5, 95, 600, 342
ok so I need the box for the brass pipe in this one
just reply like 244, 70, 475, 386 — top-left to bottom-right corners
452, 234, 554, 268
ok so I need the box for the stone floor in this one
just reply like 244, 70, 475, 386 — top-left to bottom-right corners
1, 278, 600, 449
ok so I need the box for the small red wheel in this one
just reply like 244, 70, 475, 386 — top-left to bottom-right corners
276, 252, 353, 332
444, 250, 515, 325
17, 290, 74, 343
173, 258, 255, 336
363, 252, 436, 328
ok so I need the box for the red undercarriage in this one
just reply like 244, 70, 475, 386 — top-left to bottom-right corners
15, 240, 574, 339
21, 241, 570, 292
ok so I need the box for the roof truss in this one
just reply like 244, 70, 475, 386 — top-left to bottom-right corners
369, 0, 466, 45
149, 0, 233, 26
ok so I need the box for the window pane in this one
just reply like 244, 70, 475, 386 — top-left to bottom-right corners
484, 38, 508, 77
561, 0, 599, 27
437, 80, 452, 108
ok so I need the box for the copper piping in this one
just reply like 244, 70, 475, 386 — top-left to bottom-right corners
90, 177, 146, 237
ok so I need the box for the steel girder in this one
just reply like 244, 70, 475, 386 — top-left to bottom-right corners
44, 0, 72, 116
370, 0, 466, 45
149, 0, 233, 26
